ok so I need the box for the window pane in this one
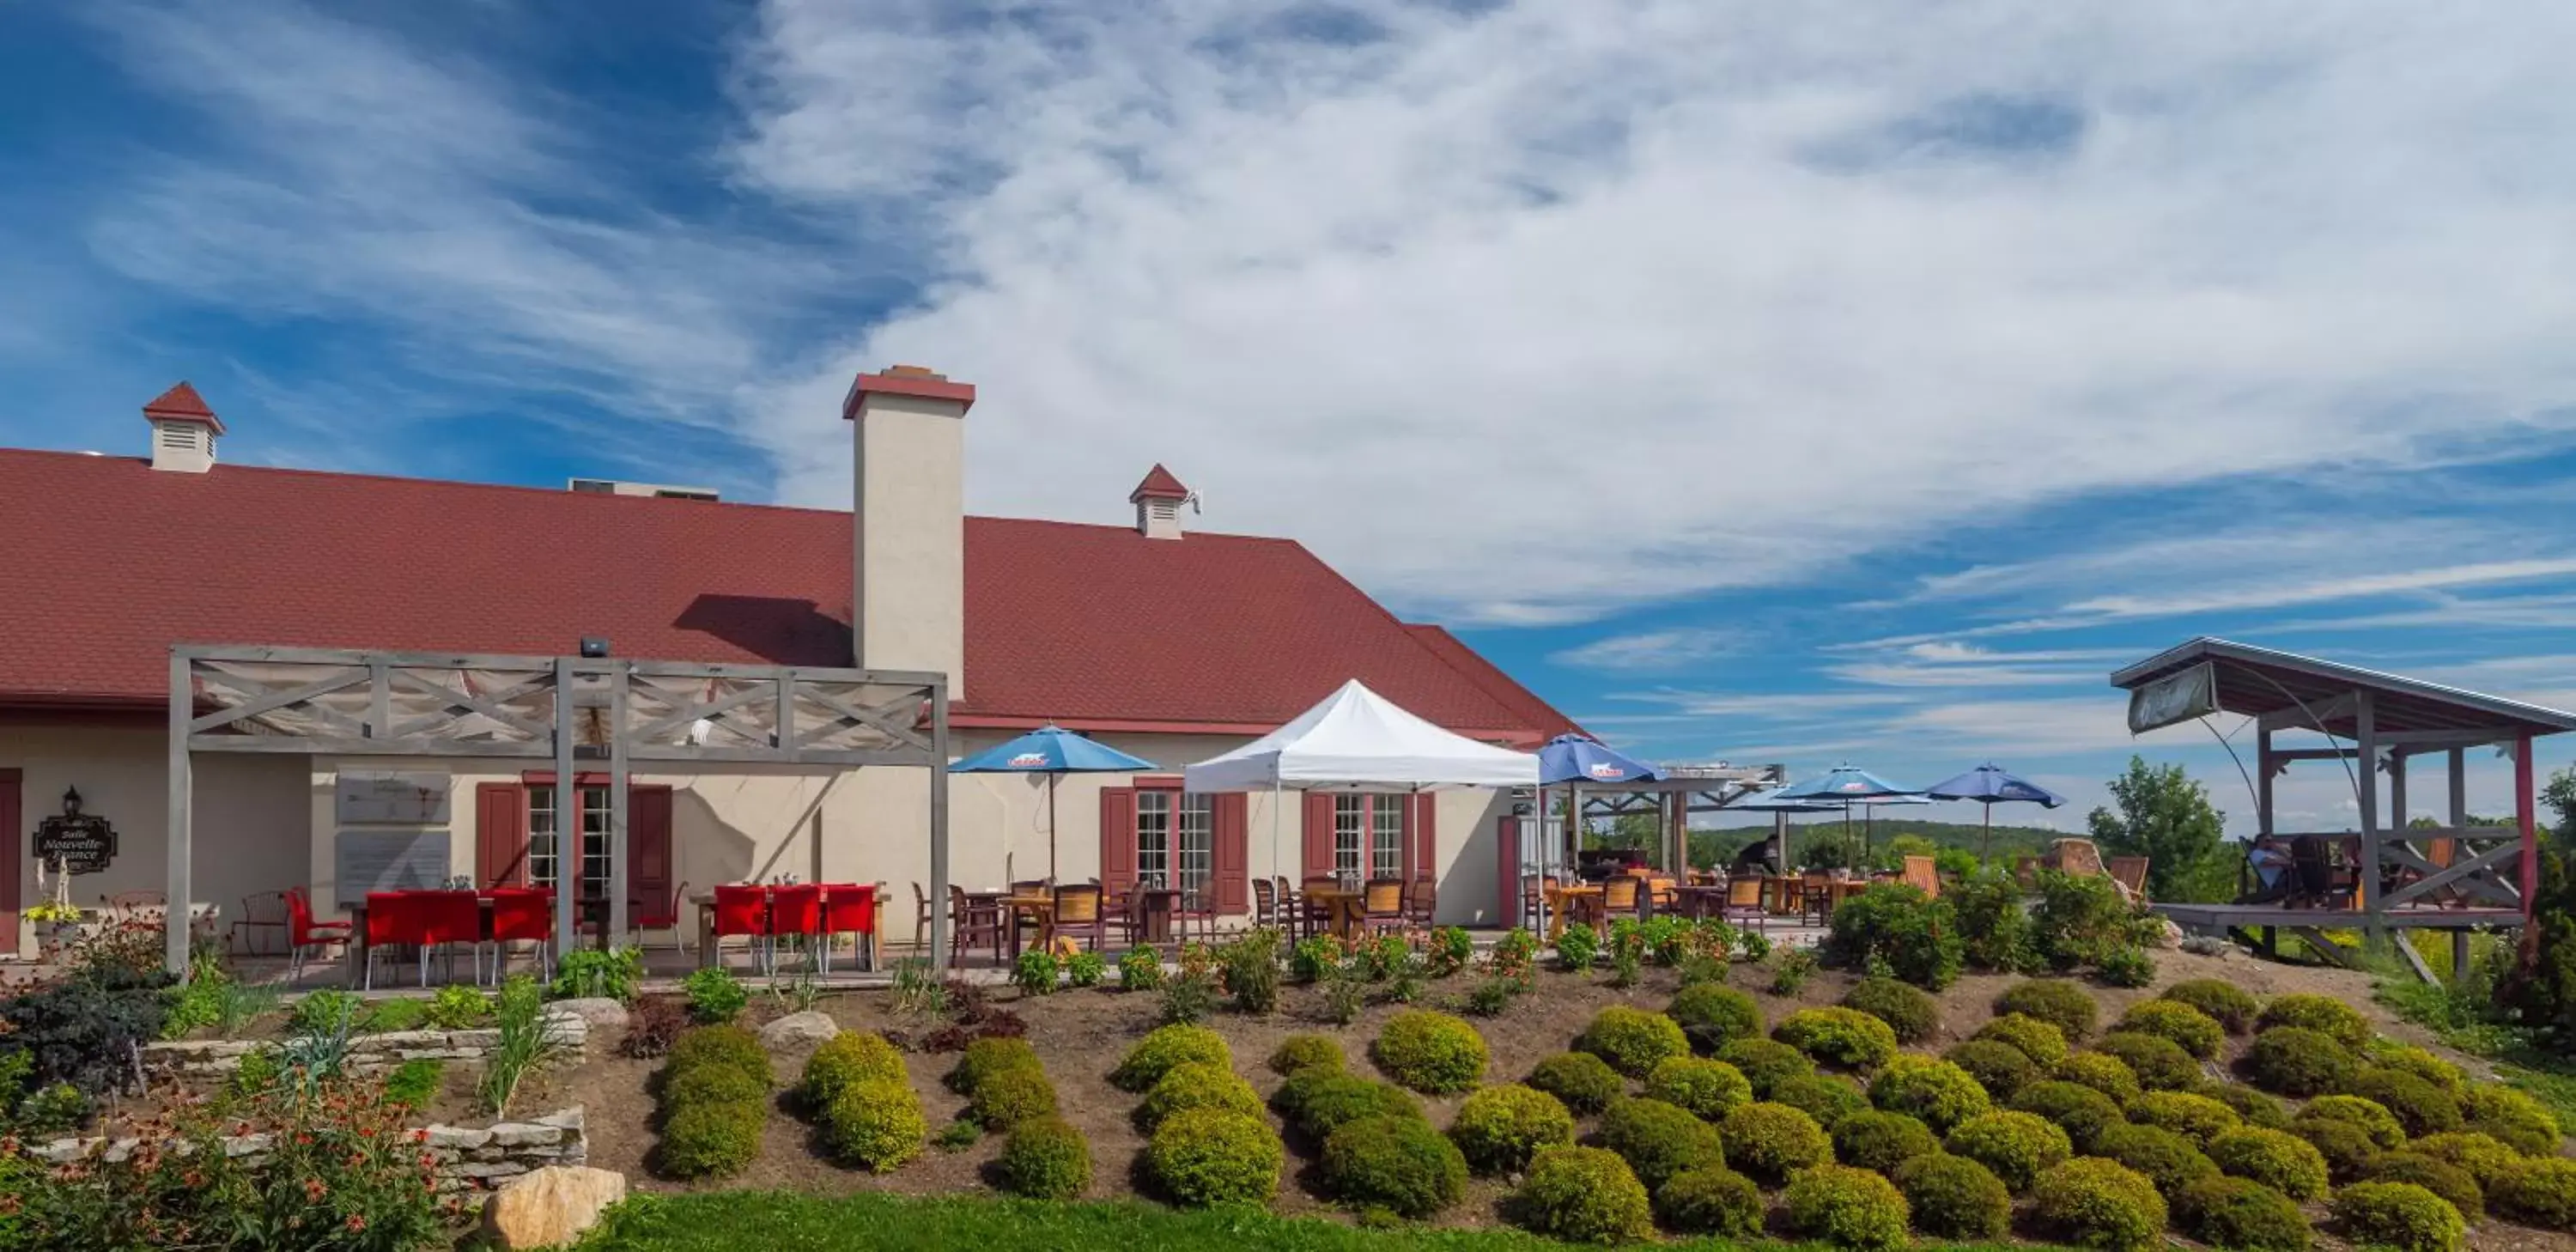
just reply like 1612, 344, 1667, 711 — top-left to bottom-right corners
1371, 794, 1405, 879
580, 786, 611, 894
1136, 792, 1171, 889
1334, 795, 1364, 882
528, 785, 558, 888
1179, 793, 1213, 900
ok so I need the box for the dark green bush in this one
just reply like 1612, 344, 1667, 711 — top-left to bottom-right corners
1776, 1006, 1899, 1070
1717, 1100, 1832, 1183
2129, 1090, 2242, 1147
2491, 1157, 2576, 1230
1835, 1109, 1941, 1172
1953, 875, 2036, 971
1146, 1107, 1283, 1207
1268, 1033, 1345, 1076
1525, 1050, 1625, 1115
2461, 1084, 2562, 1157
2298, 1094, 2405, 1149
1449, 1083, 1574, 1176
2032, 1156, 2168, 1251
1944, 1109, 2072, 1191
1824, 884, 1964, 989
2330, 1181, 2465, 1252
2409, 1130, 2522, 1189
1654, 1164, 1763, 1237
2012, 1079, 2128, 1152
1996, 978, 2099, 1040
2057, 1051, 2143, 1104
1508, 1146, 1654, 1244
1770, 1070, 1870, 1129
2096, 1030, 2201, 1091
663, 1062, 769, 1109
2160, 979, 2260, 1033
2206, 1081, 2291, 1129
2117, 1000, 2223, 1059
1371, 1010, 1487, 1094
1642, 1056, 1751, 1121
2094, 1121, 2221, 1194
995, 1116, 1091, 1199
1717, 1036, 1814, 1097
1110, 1024, 1230, 1092
1598, 1097, 1724, 1190
1134, 1060, 1257, 1132
1274, 1069, 1421, 1142
1893, 1151, 2013, 1238
1666, 983, 1762, 1052
2348, 1067, 2464, 1139
2031, 870, 2152, 971
1576, 1006, 1688, 1079
2245, 1026, 2358, 1097
2096, 945, 2156, 988
668, 1024, 771, 1087
1977, 1012, 2072, 1067
2208, 1126, 2330, 1200
805, 1030, 908, 1107
1783, 1162, 1912, 1251
2289, 1116, 2382, 1183
821, 1077, 927, 1173
1869, 1054, 1991, 1133
658, 1100, 764, 1180
1843, 977, 1941, 1042
2174, 1176, 2312, 1252
2257, 994, 2370, 1048
2362, 1152, 2483, 1221
1943, 1039, 2038, 1101
1321, 1114, 1468, 1219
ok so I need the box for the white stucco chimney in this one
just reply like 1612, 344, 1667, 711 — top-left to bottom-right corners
143, 381, 223, 473
842, 365, 973, 699
1130, 464, 1190, 540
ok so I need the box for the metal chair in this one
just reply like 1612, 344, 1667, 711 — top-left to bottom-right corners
948, 885, 1006, 963
284, 886, 350, 984
635, 879, 690, 951
770, 884, 825, 973
487, 888, 553, 983
713, 885, 773, 972
232, 890, 289, 957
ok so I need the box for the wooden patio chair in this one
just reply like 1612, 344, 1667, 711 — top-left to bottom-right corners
1251, 877, 1284, 932
1591, 874, 1643, 927
947, 885, 1006, 963
2044, 838, 2106, 878
1049, 883, 1106, 952
1403, 878, 1437, 928
1720, 876, 1767, 932
1273, 876, 1306, 939
1900, 855, 1941, 900
2107, 857, 2150, 904
1301, 875, 1341, 936
1360, 878, 1409, 936
1799, 871, 1832, 926
911, 882, 935, 950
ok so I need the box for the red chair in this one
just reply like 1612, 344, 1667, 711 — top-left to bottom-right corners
416, 890, 483, 986
769, 884, 824, 975
712, 884, 772, 973
362, 891, 419, 991
486, 888, 554, 983
635, 880, 690, 952
284, 887, 349, 983
821, 884, 878, 972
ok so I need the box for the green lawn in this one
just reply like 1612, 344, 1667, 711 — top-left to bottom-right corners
575, 1191, 2016, 1252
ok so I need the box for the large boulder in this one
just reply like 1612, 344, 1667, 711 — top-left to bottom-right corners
480, 1165, 626, 1249
760, 1010, 837, 1051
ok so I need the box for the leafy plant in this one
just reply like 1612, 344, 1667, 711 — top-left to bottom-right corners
1945, 1109, 2072, 1191
478, 975, 564, 1117
425, 983, 490, 1030
1012, 948, 1060, 997
1600, 1097, 1726, 1191
2032, 871, 2155, 971
1115, 947, 1163, 992
1358, 933, 1410, 982
1370, 1010, 1488, 1094
1218, 928, 1282, 1014
1526, 1051, 1623, 1115
622, 995, 689, 1060
549, 945, 642, 1003
1145, 1108, 1282, 1207
995, 1117, 1090, 1197
383, 1056, 444, 1109
1552, 924, 1597, 970
361, 997, 429, 1033
1448, 1084, 1574, 1175
1319, 1114, 1468, 1219
1783, 1162, 1911, 1251
1157, 969, 1218, 1025
684, 966, 750, 1024
1289, 935, 1345, 983
1950, 874, 2036, 972
1462, 975, 1522, 1018
1894, 1150, 2014, 1238
1321, 964, 1368, 1025
1868, 1054, 1992, 1133
934, 1117, 984, 1152
891, 957, 947, 1014
1770, 947, 1819, 995
1823, 884, 1965, 989
1485, 927, 1538, 979
1425, 926, 1473, 977
1064, 950, 1107, 988
276, 989, 361, 1093
1576, 1006, 1687, 1078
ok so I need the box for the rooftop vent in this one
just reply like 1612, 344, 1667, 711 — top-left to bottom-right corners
143, 381, 223, 473
1129, 464, 1193, 539
567, 477, 719, 501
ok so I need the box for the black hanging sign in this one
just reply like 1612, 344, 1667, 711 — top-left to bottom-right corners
33, 787, 116, 875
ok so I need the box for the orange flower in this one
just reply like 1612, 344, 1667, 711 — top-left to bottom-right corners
345, 1214, 368, 1233
303, 1176, 328, 1202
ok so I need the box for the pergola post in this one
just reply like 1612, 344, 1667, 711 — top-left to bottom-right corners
2449, 747, 2471, 983
928, 682, 951, 973
166, 651, 194, 977
2517, 733, 2538, 919
2255, 726, 2275, 838
553, 656, 578, 958
608, 664, 631, 943
2355, 689, 2382, 950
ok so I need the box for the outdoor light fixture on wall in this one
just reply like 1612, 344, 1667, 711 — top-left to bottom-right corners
579, 637, 611, 659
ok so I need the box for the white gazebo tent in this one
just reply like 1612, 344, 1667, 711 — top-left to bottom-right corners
1183, 679, 1540, 883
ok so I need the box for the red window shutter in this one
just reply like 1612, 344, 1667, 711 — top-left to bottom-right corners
1303, 793, 1336, 879
1212, 793, 1250, 915
1413, 794, 1437, 883
1100, 788, 1139, 899
630, 787, 675, 912
476, 782, 529, 888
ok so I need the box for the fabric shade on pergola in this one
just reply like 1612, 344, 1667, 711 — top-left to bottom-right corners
1926, 763, 2066, 862
951, 725, 1156, 883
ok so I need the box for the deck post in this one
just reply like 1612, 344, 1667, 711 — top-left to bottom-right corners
2517, 733, 2538, 919
166, 651, 194, 978
2255, 726, 2275, 838
2389, 751, 2409, 885
553, 657, 578, 957
929, 681, 951, 974
2355, 689, 2383, 950
608, 664, 630, 944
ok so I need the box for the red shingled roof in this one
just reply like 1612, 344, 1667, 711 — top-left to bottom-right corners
142, 381, 224, 433
0, 449, 1559, 742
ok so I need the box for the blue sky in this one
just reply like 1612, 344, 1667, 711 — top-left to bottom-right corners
5, 2, 2575, 834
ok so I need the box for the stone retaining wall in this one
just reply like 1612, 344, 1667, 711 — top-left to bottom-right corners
142, 1008, 588, 1079
24, 1106, 587, 1194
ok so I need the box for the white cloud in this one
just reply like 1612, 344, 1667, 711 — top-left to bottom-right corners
1827, 660, 2099, 689
1551, 628, 1740, 672
1601, 690, 1908, 718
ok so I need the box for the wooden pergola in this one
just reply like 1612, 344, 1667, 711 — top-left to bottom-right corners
168, 645, 951, 976
1568, 763, 1788, 872
2110, 637, 2573, 982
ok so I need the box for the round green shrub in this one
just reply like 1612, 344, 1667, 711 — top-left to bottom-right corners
1449, 1084, 1575, 1176
2370, 1043, 2465, 1091
1718, 1036, 1815, 1097
968, 1064, 1058, 1130
821, 1077, 927, 1173
1943, 1039, 2038, 1101
2491, 1156, 2576, 1230
1275, 1070, 1422, 1142
2096, 1030, 2202, 1091
1135, 1061, 1259, 1133
2205, 1081, 2291, 1129
1775, 1006, 1900, 1070
1147, 1107, 1283, 1207
1996, 978, 2099, 1040
1893, 1152, 2013, 1238
2361, 1152, 2482, 1221
1667, 983, 1763, 1051
2032, 1157, 2168, 1252
2289, 1116, 2382, 1184
2299, 1094, 2406, 1149
1945, 1109, 2073, 1192
658, 1099, 763, 1179
1835, 1109, 1941, 1172
803, 1031, 908, 1107
1654, 1164, 1763, 1237
1111, 1024, 1230, 1092
2245, 1026, 2357, 1097
1843, 976, 1941, 1043
1577, 1006, 1689, 1079
2057, 1051, 2143, 1104
1783, 1163, 1911, 1252
1268, 1033, 1346, 1077
1510, 1146, 1653, 1244
2128, 1090, 2242, 1147
2173, 1176, 2312, 1252
2330, 1181, 2464, 1252
995, 1116, 1091, 1200
669, 1025, 772, 1086
1321, 1114, 1468, 1219
1771, 1071, 1870, 1129
2160, 979, 2260, 1034
1643, 1056, 1751, 1121
2208, 1126, 2330, 1200
2461, 1084, 2563, 1157
2012, 1079, 2128, 1152
1599, 1097, 1725, 1190
1525, 1050, 1624, 1115
1717, 1100, 1833, 1183
1870, 1054, 1992, 1133
2348, 1067, 2464, 1139
2097, 945, 2155, 988
945, 1036, 1042, 1095
2409, 1130, 2521, 1189
2093, 1121, 2220, 1194
1977, 1012, 2071, 1068
663, 1062, 769, 1109
2257, 994, 2370, 1049
2117, 1000, 2224, 1060
1371, 1010, 1488, 1094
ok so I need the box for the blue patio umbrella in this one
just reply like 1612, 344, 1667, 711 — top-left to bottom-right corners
1720, 791, 1839, 874
1775, 764, 1924, 865
1926, 763, 2068, 862
1532, 735, 1663, 930
952, 726, 1157, 881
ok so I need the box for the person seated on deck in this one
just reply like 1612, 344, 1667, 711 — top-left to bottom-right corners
2239, 836, 2293, 904
1728, 837, 1780, 878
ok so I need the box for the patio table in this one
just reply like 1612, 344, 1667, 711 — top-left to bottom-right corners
343, 892, 629, 988
692, 884, 880, 971
1669, 884, 1730, 921
1301, 884, 1367, 941
1541, 884, 1603, 940
1127, 887, 1183, 945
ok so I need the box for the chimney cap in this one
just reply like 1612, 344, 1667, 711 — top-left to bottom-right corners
143, 381, 226, 435
842, 366, 975, 419
1129, 463, 1191, 502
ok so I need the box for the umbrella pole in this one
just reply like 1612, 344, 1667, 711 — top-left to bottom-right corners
1047, 774, 1059, 884
1981, 803, 1992, 868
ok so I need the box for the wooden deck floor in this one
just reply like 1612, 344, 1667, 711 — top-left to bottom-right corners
2154, 902, 2521, 930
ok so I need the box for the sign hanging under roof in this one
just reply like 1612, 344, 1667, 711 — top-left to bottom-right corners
2127, 661, 2217, 734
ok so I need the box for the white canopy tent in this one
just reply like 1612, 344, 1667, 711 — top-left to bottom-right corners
1183, 679, 1540, 882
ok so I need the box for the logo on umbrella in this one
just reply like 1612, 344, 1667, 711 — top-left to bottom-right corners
1836, 782, 1869, 793
1588, 763, 1629, 779
1008, 752, 1048, 768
